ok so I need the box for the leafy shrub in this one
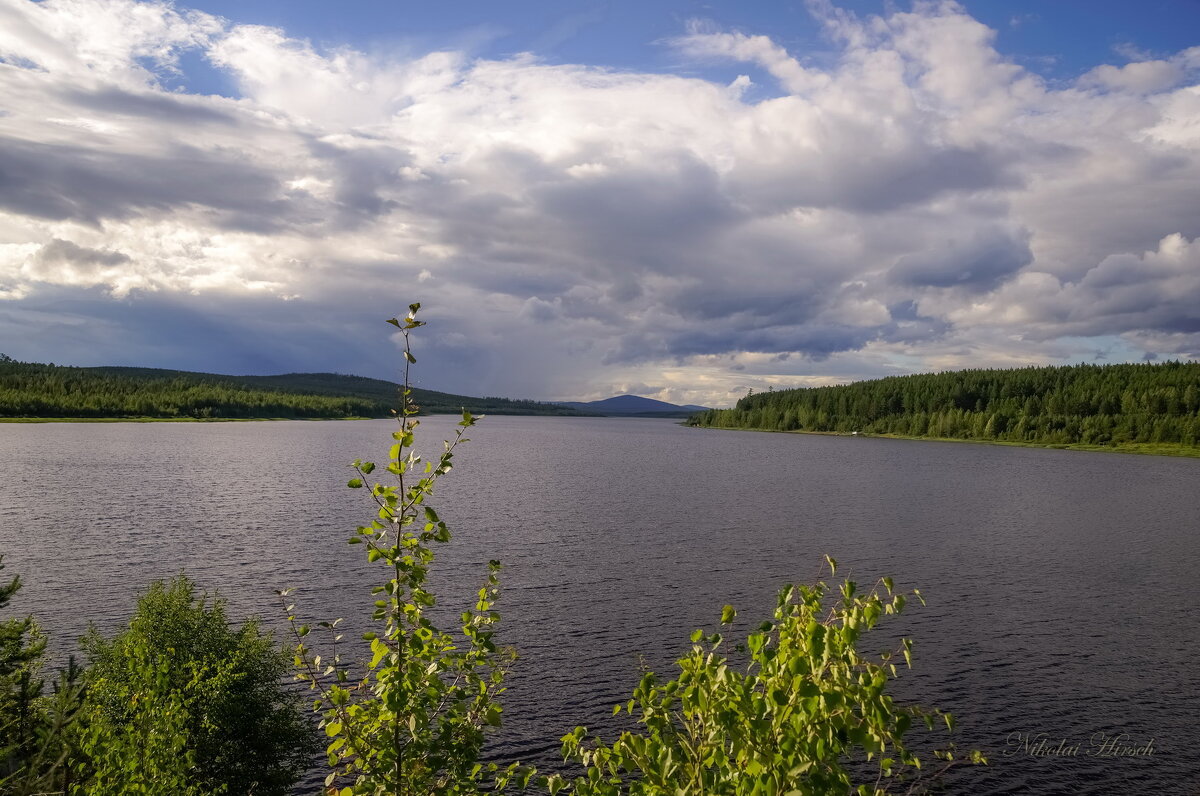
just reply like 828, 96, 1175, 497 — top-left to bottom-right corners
73, 642, 210, 796
545, 560, 983, 795
80, 576, 314, 795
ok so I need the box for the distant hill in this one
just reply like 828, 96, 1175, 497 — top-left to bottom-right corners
0, 357, 591, 420
557, 394, 710, 418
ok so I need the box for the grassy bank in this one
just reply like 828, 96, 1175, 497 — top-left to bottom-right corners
691, 424, 1200, 458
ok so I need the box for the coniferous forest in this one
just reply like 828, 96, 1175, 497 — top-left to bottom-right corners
686, 362, 1200, 452
0, 355, 586, 420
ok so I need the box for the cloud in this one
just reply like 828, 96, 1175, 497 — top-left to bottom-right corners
27, 238, 129, 283
889, 225, 1032, 291
1082, 60, 1185, 94
0, 0, 1198, 406
991, 233, 1200, 339
0, 0, 222, 84
668, 19, 831, 95
0, 134, 294, 228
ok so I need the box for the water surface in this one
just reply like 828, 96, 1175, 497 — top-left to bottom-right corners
1, 417, 1196, 794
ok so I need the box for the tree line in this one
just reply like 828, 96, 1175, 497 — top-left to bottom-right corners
687, 361, 1200, 448
0, 356, 585, 420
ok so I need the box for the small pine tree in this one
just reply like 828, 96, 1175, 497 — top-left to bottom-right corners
1, 555, 82, 794
1, 555, 47, 784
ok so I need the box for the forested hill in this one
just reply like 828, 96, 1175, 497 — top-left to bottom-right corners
0, 356, 589, 420
686, 362, 1200, 451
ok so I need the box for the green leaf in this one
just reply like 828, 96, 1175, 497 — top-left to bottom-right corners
721, 604, 737, 625
347, 478, 363, 489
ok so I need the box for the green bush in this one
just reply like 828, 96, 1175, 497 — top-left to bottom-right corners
80, 576, 315, 796
73, 642, 210, 796
545, 561, 983, 795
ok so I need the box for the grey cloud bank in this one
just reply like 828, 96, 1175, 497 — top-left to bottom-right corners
0, 0, 1198, 406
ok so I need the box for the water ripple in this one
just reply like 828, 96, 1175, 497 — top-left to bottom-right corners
1, 417, 1197, 795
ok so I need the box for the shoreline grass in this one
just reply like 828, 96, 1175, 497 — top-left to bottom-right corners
689, 424, 1200, 458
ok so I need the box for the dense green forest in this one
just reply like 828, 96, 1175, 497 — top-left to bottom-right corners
687, 361, 1200, 451
0, 356, 587, 420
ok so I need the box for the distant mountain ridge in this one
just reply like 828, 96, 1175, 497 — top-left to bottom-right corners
556, 394, 710, 417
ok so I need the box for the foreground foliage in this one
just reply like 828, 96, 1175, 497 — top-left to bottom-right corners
74, 645, 208, 796
546, 561, 981, 795
689, 361, 1200, 449
284, 304, 519, 795
0, 556, 84, 796
79, 577, 313, 796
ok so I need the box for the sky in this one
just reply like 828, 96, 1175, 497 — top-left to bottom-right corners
0, 0, 1198, 406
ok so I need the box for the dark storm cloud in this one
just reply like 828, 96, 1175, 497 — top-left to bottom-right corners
62, 86, 239, 126
1, 283, 401, 378
730, 141, 1016, 215
303, 135, 414, 223
35, 238, 130, 269
0, 135, 291, 230
889, 226, 1032, 291
532, 154, 737, 262
607, 322, 882, 366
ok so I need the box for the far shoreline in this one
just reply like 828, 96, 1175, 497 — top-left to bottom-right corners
0, 412, 601, 424
688, 424, 1200, 459
1, 416, 377, 424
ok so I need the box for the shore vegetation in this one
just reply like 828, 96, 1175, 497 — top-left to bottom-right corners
687, 362, 1200, 456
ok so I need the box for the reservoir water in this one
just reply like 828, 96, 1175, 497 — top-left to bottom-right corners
1, 416, 1197, 794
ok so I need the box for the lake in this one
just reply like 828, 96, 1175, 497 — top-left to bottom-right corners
1, 416, 1197, 794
